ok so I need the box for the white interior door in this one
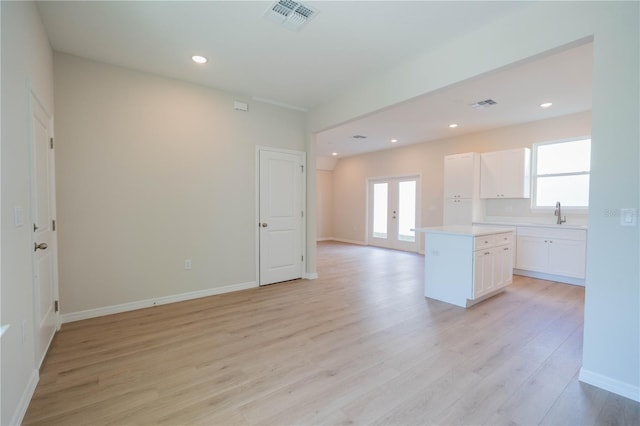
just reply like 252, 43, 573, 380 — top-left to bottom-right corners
30, 93, 58, 368
368, 176, 419, 252
258, 148, 305, 285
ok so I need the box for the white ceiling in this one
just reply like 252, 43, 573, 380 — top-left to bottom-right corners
316, 42, 593, 158
36, 1, 592, 161
36, 1, 529, 110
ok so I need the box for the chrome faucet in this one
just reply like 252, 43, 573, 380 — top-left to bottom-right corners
555, 201, 566, 225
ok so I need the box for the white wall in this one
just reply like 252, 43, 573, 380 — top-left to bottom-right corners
581, 5, 639, 399
54, 53, 307, 316
330, 111, 591, 245
316, 170, 334, 240
309, 1, 639, 401
1, 2, 55, 424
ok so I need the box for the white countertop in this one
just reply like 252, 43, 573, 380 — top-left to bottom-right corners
474, 221, 588, 230
414, 225, 515, 237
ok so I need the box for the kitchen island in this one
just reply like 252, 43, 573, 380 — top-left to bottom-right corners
415, 226, 514, 308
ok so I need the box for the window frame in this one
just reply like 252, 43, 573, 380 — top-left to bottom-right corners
531, 136, 591, 212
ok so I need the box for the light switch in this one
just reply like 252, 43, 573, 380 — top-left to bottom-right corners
620, 208, 637, 227
14, 206, 24, 227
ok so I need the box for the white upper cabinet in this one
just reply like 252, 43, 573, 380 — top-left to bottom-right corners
444, 152, 479, 199
480, 148, 531, 199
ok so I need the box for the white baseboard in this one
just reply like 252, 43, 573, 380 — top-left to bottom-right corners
61, 281, 258, 323
513, 269, 585, 286
304, 272, 318, 279
10, 368, 39, 426
579, 368, 640, 402
316, 237, 332, 242
327, 238, 368, 246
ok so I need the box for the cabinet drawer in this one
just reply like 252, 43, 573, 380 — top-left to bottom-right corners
475, 235, 494, 250
494, 232, 513, 246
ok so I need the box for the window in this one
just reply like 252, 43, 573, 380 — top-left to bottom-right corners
533, 138, 591, 209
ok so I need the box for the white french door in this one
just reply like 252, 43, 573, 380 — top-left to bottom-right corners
368, 176, 419, 252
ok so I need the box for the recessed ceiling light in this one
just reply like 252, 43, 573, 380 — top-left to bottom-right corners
332, 152, 338, 156
449, 123, 458, 128
390, 139, 398, 143
192, 55, 208, 64
540, 102, 553, 108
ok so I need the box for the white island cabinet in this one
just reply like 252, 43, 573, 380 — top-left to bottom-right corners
416, 226, 514, 308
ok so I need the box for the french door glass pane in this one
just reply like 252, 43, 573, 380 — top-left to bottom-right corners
398, 180, 416, 242
372, 183, 388, 239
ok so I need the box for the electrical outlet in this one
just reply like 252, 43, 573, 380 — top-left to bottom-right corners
184, 259, 192, 270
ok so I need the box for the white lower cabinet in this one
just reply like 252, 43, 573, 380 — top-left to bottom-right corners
421, 226, 514, 308
496, 243, 514, 288
515, 235, 549, 272
516, 227, 587, 280
473, 238, 513, 298
473, 249, 494, 298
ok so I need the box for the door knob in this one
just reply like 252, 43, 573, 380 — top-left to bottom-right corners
34, 242, 48, 252
261, 223, 268, 227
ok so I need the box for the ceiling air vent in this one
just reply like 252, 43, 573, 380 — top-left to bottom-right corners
470, 99, 498, 109
352, 135, 367, 139
264, 0, 318, 31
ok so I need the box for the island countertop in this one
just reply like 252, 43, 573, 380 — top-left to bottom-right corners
413, 225, 515, 237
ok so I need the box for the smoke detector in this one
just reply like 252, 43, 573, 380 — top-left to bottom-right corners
264, 0, 318, 31
470, 99, 498, 109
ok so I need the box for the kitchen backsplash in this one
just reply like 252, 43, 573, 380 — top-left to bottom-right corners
484, 198, 589, 226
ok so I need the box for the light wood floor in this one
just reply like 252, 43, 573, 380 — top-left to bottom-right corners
24, 241, 639, 425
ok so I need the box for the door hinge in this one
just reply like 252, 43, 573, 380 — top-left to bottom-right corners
301, 211, 304, 218
50, 137, 54, 149
301, 165, 304, 173
52, 219, 56, 231
33, 223, 38, 232
54, 300, 59, 313
301, 255, 304, 262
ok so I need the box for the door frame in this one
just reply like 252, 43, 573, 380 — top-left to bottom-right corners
366, 173, 421, 252
28, 89, 60, 368
255, 146, 307, 286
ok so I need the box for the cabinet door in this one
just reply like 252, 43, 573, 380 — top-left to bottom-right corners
444, 153, 475, 199
480, 151, 502, 198
443, 198, 473, 226
473, 249, 494, 298
480, 148, 531, 199
547, 239, 587, 278
501, 149, 531, 198
495, 245, 513, 288
516, 236, 548, 272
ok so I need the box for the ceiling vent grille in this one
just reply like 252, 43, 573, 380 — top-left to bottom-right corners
352, 135, 367, 139
470, 99, 498, 109
264, 0, 318, 31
